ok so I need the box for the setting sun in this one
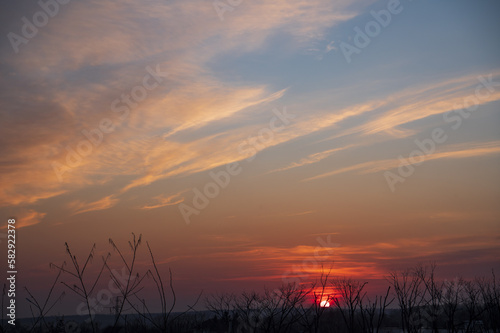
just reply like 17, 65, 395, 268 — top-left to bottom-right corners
320, 300, 331, 308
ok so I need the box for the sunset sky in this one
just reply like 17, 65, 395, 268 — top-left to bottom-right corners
1, 0, 499, 316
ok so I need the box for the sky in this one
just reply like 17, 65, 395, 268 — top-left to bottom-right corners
0, 0, 499, 317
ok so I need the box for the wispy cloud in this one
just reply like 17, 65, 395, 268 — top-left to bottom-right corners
325, 71, 500, 140
139, 191, 186, 210
2, 0, 499, 229
268, 144, 359, 174
1, 209, 47, 229
67, 195, 118, 215
0, 0, 368, 208
304, 141, 500, 181
287, 210, 316, 217
178, 233, 499, 281
2, 68, 497, 212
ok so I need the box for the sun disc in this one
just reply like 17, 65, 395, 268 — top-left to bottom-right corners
320, 300, 330, 307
